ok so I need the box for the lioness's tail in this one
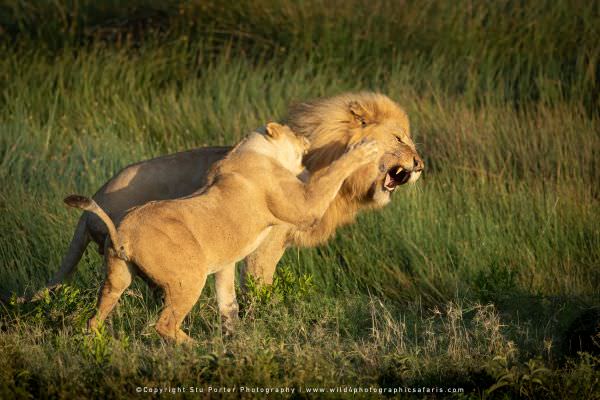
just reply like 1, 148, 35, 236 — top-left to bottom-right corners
64, 195, 124, 258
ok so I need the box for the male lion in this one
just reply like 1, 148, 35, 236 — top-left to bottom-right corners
64, 123, 378, 343
29, 91, 423, 301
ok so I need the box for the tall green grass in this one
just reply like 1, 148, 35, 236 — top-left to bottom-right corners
0, 1, 598, 398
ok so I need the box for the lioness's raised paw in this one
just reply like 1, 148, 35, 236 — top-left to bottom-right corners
346, 139, 379, 164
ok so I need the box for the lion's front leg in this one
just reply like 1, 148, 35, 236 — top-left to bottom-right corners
242, 225, 289, 286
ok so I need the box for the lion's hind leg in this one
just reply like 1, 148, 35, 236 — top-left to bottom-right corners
88, 253, 133, 332
25, 216, 91, 303
53, 215, 92, 285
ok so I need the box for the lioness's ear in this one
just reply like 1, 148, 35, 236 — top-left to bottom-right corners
348, 101, 370, 126
265, 122, 282, 139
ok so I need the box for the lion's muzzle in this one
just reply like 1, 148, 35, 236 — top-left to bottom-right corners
383, 155, 424, 191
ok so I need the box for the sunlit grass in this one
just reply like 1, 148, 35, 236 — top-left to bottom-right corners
0, 1, 598, 398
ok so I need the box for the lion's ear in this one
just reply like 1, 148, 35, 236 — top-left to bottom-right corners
348, 101, 370, 127
265, 122, 282, 139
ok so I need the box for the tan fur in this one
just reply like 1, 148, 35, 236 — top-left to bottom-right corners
66, 123, 378, 343
245, 92, 424, 279
284, 92, 420, 246
29, 91, 422, 302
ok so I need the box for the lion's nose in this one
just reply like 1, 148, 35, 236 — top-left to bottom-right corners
413, 156, 424, 172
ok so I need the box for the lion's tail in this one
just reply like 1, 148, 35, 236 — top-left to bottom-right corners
64, 195, 127, 259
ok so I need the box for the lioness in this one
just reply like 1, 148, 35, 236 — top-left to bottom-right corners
64, 123, 378, 343
28, 92, 423, 302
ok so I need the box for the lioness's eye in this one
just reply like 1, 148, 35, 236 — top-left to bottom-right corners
395, 136, 404, 144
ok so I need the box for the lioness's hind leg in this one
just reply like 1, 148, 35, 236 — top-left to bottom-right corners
155, 274, 206, 344
88, 254, 133, 331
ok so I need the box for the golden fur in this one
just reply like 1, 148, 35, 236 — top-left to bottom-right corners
29, 92, 423, 302
244, 93, 424, 281
285, 92, 421, 246
65, 123, 378, 343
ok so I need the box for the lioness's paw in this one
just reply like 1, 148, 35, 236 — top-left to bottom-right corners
347, 139, 379, 164
87, 317, 99, 332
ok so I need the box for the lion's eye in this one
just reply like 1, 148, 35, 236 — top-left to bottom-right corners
395, 136, 404, 144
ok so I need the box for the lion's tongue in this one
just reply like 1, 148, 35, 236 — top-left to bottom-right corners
384, 173, 397, 190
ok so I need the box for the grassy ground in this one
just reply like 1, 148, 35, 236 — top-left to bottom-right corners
0, 1, 599, 398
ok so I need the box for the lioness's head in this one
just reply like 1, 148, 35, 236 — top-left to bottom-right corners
286, 92, 423, 208
241, 122, 309, 176
265, 122, 310, 175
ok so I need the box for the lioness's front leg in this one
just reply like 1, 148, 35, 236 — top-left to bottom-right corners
215, 263, 239, 334
268, 140, 379, 227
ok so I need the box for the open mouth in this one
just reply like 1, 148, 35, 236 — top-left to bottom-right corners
383, 166, 411, 191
